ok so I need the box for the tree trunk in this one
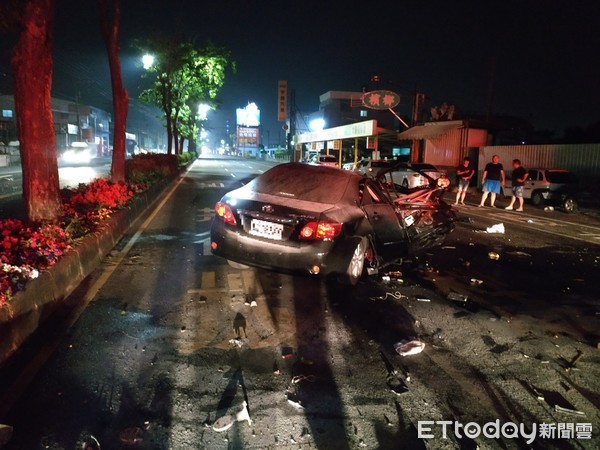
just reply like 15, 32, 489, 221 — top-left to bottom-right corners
99, 0, 128, 183
165, 114, 173, 155
11, 0, 61, 223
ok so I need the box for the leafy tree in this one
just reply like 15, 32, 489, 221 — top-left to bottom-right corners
99, 0, 128, 182
3, 0, 62, 222
139, 37, 233, 154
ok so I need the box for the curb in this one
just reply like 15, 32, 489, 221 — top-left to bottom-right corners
0, 176, 175, 365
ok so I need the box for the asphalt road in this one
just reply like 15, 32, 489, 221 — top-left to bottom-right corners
0, 157, 598, 449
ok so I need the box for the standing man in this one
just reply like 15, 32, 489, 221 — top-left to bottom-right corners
505, 159, 528, 211
478, 154, 505, 207
454, 156, 475, 205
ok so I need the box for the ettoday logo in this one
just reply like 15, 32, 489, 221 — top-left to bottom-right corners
418, 420, 593, 444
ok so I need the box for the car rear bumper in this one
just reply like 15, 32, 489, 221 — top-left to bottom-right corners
210, 221, 353, 276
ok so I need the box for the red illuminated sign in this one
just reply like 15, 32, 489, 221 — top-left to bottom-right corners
362, 90, 400, 110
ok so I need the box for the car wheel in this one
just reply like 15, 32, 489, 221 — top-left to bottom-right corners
402, 179, 409, 189
340, 238, 367, 286
531, 191, 544, 207
227, 260, 250, 270
563, 197, 578, 213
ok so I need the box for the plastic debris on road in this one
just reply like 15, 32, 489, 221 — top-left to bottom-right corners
228, 338, 244, 348
394, 340, 426, 356
447, 292, 468, 302
213, 401, 252, 432
486, 223, 505, 234
488, 251, 500, 260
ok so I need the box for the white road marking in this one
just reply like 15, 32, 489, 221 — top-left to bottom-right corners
230, 173, 236, 178
196, 207, 214, 222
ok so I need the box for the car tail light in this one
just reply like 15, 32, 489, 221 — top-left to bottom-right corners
299, 221, 342, 240
215, 202, 237, 225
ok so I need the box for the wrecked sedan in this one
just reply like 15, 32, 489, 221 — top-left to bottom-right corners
210, 163, 455, 284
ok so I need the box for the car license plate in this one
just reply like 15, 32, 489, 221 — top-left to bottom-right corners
249, 219, 283, 240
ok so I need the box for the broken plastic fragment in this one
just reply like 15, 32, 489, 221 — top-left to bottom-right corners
487, 252, 500, 260
394, 340, 425, 356
213, 401, 252, 432
486, 223, 505, 234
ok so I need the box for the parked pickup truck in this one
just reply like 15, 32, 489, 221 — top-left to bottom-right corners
502, 168, 581, 213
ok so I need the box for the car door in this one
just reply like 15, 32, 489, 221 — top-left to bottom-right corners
523, 169, 539, 198
360, 180, 407, 260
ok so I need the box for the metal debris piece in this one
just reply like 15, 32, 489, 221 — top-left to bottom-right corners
554, 405, 585, 416
416, 297, 431, 302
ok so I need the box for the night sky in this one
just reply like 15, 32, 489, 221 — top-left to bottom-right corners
1, 0, 599, 143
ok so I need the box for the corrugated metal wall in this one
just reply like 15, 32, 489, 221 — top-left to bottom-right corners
478, 144, 600, 185
424, 128, 465, 167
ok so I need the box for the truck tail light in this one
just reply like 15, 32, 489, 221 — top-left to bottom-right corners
215, 202, 237, 225
299, 221, 342, 240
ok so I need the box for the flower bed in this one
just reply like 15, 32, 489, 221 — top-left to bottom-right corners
1, 178, 148, 308
0, 153, 195, 309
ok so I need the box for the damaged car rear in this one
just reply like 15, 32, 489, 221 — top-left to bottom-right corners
210, 162, 455, 284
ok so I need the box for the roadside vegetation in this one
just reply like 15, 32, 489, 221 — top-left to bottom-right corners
0, 153, 194, 307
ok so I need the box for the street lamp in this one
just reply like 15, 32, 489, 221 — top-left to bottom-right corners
309, 118, 326, 131
198, 103, 212, 121
142, 54, 155, 70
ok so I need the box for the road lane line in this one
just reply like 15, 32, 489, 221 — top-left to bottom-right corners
462, 209, 600, 245
201, 271, 216, 289
230, 173, 236, 178
227, 272, 243, 291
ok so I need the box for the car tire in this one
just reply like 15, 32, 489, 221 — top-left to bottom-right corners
531, 191, 545, 207
563, 197, 578, 213
227, 260, 250, 270
339, 238, 367, 286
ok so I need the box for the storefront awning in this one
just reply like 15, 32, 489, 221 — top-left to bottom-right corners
397, 121, 463, 140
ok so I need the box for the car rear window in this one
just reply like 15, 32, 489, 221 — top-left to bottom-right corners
251, 164, 352, 204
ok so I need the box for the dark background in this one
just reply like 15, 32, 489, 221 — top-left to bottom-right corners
1, 0, 599, 144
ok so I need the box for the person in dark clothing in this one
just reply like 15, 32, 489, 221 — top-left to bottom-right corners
505, 159, 529, 211
454, 157, 475, 205
478, 154, 505, 207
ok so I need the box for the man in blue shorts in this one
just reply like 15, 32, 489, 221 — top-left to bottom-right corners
505, 159, 528, 212
478, 154, 505, 208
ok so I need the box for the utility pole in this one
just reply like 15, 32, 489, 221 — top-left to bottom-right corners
412, 92, 425, 126
287, 88, 296, 155
486, 57, 496, 124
